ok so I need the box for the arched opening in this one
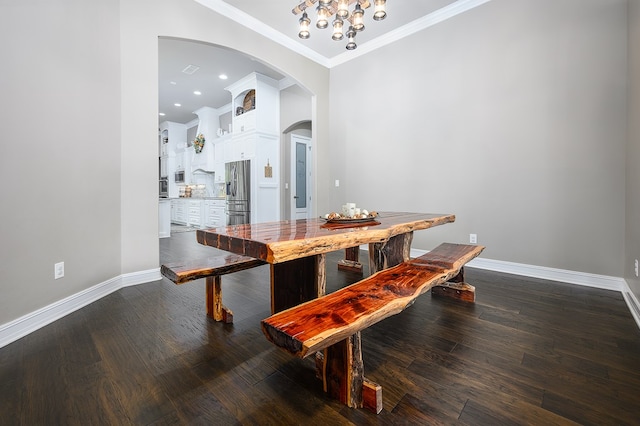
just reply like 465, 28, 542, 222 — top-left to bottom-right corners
157, 37, 314, 237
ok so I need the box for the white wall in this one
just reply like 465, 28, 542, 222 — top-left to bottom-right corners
0, 0, 122, 324
330, 0, 628, 277
627, 0, 640, 300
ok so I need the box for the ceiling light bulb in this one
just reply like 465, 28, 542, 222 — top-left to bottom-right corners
352, 4, 365, 32
218, 74, 228, 80
298, 11, 311, 39
316, 5, 329, 29
174, 103, 181, 107
159, 112, 166, 116
332, 17, 344, 41
346, 26, 357, 50
373, 0, 387, 21
337, 0, 349, 18
193, 91, 201, 95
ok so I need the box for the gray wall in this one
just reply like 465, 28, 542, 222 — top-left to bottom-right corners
628, 0, 640, 297
0, 0, 122, 323
330, 0, 628, 277
1, 0, 638, 329
0, 0, 330, 326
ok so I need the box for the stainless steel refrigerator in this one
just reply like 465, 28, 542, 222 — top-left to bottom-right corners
225, 160, 250, 225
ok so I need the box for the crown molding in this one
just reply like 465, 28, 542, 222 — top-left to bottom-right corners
330, 0, 494, 67
194, 0, 331, 67
195, 0, 493, 68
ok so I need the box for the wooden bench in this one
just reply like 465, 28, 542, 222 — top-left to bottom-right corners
261, 242, 484, 413
161, 254, 265, 323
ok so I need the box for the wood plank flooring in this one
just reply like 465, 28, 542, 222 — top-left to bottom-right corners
1, 231, 639, 425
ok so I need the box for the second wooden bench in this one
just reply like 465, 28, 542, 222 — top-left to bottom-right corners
261, 242, 485, 413
161, 254, 265, 323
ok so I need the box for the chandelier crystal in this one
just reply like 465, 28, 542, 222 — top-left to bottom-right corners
293, 0, 387, 50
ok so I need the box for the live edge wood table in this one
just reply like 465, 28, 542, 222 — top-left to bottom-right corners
195, 212, 456, 407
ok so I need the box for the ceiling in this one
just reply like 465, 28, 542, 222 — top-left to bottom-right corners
159, 0, 489, 125
159, 38, 287, 125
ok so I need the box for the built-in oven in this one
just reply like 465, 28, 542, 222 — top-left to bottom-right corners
159, 178, 168, 198
174, 170, 185, 184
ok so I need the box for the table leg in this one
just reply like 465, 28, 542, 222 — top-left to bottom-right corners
270, 254, 326, 314
337, 247, 363, 275
369, 231, 414, 274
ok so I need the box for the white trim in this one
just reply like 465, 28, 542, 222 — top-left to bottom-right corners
2, 255, 638, 349
361, 245, 626, 291
622, 281, 640, 330
0, 268, 161, 349
330, 0, 494, 67
195, 0, 493, 68
122, 268, 162, 287
194, 0, 331, 67
363, 245, 638, 328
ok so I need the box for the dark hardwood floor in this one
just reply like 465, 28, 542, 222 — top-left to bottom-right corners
1, 231, 640, 425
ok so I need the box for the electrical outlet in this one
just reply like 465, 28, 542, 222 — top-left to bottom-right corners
470, 234, 477, 244
635, 259, 639, 277
54, 262, 64, 279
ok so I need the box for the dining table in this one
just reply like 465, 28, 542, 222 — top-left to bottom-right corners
195, 211, 456, 314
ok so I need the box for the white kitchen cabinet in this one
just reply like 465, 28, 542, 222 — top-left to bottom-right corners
159, 121, 187, 198
172, 199, 187, 225
175, 153, 184, 172
225, 73, 279, 136
188, 200, 203, 227
204, 199, 225, 228
160, 155, 168, 178
224, 72, 281, 223
159, 199, 171, 238
231, 135, 256, 161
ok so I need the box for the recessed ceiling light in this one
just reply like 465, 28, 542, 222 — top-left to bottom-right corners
170, 81, 177, 85
193, 91, 202, 95
219, 74, 228, 80
174, 103, 181, 107
159, 112, 166, 116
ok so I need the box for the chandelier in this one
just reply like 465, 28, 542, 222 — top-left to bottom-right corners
293, 0, 387, 50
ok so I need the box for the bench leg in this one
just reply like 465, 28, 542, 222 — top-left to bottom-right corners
320, 332, 383, 413
363, 378, 383, 414
337, 246, 363, 275
206, 276, 233, 323
323, 333, 364, 409
431, 267, 476, 302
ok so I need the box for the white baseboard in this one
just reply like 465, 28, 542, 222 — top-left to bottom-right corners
0, 268, 161, 349
2, 251, 639, 349
622, 281, 640, 330
380, 246, 637, 328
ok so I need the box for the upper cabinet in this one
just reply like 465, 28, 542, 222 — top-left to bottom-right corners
159, 121, 187, 153
225, 72, 281, 223
226, 73, 280, 136
159, 121, 187, 198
